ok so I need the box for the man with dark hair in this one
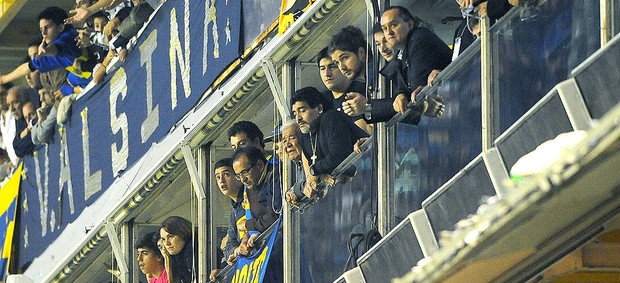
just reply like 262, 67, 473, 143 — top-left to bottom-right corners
328, 26, 368, 82
0, 7, 83, 85
381, 5, 451, 113
291, 86, 368, 197
135, 232, 167, 283
342, 6, 449, 123
212, 158, 245, 264
317, 48, 371, 134
227, 120, 265, 151
231, 146, 283, 283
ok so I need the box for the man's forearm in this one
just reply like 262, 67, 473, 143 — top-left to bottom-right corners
1, 63, 32, 84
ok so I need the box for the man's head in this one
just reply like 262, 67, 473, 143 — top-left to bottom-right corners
317, 48, 350, 94
37, 7, 69, 44
281, 120, 302, 162
328, 26, 367, 80
7, 87, 30, 120
290, 87, 331, 134
135, 232, 164, 277
373, 24, 394, 62
22, 101, 36, 125
228, 121, 265, 151
381, 6, 415, 50
214, 158, 243, 199
232, 146, 267, 190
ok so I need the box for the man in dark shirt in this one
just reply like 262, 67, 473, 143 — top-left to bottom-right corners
317, 47, 371, 134
7, 88, 35, 158
291, 87, 368, 198
231, 146, 283, 282
212, 158, 245, 265
342, 6, 450, 123
382, 6, 452, 113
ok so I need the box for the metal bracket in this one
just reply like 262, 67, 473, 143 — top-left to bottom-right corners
261, 59, 291, 121
482, 147, 511, 198
105, 221, 129, 283
181, 145, 207, 200
557, 79, 594, 131
180, 145, 208, 282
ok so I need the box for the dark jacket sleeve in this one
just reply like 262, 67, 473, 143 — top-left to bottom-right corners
487, 0, 513, 22
13, 120, 35, 158
313, 111, 363, 175
223, 209, 241, 260
245, 171, 281, 232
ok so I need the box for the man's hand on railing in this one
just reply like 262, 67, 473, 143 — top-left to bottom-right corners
354, 137, 369, 153
422, 95, 445, 117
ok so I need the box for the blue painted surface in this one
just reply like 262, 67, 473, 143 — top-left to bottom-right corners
17, 0, 242, 269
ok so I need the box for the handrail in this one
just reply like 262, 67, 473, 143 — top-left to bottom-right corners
384, 39, 482, 127
293, 136, 374, 211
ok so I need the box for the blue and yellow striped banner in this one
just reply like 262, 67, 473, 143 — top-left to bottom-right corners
0, 164, 22, 283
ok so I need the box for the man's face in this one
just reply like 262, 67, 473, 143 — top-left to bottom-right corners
215, 166, 242, 198
136, 248, 163, 276
39, 19, 64, 44
374, 32, 394, 62
381, 9, 413, 50
319, 58, 350, 93
331, 49, 365, 80
7, 90, 23, 119
230, 132, 260, 151
22, 102, 36, 124
282, 125, 302, 162
292, 101, 321, 134
233, 155, 264, 190
39, 89, 54, 106
26, 70, 41, 90
159, 228, 186, 256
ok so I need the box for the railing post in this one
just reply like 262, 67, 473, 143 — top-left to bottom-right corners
283, 60, 301, 283
480, 15, 493, 151
105, 221, 130, 282
601, 0, 612, 46
181, 145, 208, 283
376, 0, 394, 237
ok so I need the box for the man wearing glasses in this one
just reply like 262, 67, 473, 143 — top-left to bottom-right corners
231, 146, 283, 282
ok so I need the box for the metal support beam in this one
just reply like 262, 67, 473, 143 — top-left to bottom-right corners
283, 60, 301, 283
181, 145, 208, 283
480, 16, 493, 151
262, 59, 290, 121
601, 0, 612, 46
105, 221, 129, 283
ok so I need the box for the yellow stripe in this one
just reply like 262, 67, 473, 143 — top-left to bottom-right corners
0, 164, 22, 214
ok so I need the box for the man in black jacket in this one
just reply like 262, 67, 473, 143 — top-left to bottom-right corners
291, 87, 368, 198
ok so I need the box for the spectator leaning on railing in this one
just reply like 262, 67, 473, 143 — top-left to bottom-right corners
291, 86, 369, 198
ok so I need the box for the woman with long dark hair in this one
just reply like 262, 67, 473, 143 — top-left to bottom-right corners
160, 216, 195, 283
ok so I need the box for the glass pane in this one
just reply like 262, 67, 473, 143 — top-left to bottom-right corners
394, 51, 483, 222
492, 0, 601, 132
300, 147, 376, 282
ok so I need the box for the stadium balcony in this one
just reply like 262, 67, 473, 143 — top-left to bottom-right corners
0, 0, 619, 282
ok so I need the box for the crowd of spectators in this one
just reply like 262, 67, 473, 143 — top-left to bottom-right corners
0, 1, 159, 178
1, 1, 518, 282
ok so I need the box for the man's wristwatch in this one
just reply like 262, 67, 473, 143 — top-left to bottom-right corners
364, 103, 372, 120
309, 164, 317, 176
